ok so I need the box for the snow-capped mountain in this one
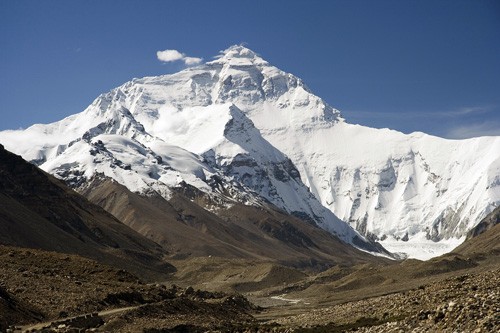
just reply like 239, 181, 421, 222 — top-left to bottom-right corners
1, 45, 499, 259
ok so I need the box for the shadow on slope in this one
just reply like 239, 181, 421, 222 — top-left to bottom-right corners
0, 145, 173, 281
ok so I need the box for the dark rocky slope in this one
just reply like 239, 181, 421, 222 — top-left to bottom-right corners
0, 145, 173, 280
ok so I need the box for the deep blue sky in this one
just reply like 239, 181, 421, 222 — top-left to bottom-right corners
1, 0, 499, 138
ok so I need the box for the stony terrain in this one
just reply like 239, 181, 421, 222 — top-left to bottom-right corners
0, 246, 257, 332
2, 241, 498, 332
0, 245, 154, 321
101, 293, 258, 332
268, 268, 499, 332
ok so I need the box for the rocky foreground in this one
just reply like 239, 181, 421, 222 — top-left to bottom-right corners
2, 241, 498, 332
0, 246, 257, 332
2, 218, 500, 332
270, 268, 499, 333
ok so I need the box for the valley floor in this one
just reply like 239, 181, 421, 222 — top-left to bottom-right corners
258, 267, 499, 332
1, 245, 499, 333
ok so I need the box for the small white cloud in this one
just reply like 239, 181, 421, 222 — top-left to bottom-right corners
183, 56, 203, 65
156, 49, 203, 66
157, 49, 184, 62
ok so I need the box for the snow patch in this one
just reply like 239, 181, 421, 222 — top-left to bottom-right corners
380, 233, 466, 260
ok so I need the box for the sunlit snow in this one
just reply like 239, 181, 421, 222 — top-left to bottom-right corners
0, 45, 498, 259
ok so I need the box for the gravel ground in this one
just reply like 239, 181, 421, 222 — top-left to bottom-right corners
2, 245, 498, 332
269, 268, 499, 332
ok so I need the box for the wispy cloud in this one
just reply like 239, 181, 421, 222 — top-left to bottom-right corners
344, 105, 495, 120
156, 49, 202, 66
439, 105, 494, 117
343, 104, 499, 139
445, 121, 500, 139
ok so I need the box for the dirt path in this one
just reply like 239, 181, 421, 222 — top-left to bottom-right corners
15, 305, 141, 332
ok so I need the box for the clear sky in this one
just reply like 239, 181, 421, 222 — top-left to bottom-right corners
1, 0, 499, 138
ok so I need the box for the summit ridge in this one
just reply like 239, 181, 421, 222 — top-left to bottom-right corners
209, 45, 268, 65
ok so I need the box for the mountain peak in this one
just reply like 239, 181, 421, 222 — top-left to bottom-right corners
2, 46, 498, 260
209, 45, 268, 66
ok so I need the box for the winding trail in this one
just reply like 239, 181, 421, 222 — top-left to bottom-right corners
15, 305, 142, 332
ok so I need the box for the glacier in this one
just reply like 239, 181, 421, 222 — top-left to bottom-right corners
1, 45, 499, 259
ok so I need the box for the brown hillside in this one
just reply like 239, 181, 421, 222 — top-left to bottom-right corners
0, 145, 173, 281
80, 177, 390, 270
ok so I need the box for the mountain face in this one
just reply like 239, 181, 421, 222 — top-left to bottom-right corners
79, 176, 389, 268
1, 45, 498, 259
0, 144, 173, 280
454, 205, 500, 258
465, 205, 500, 240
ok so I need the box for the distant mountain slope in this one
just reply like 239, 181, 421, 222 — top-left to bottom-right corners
0, 45, 498, 258
465, 205, 500, 239
452, 206, 500, 257
81, 176, 390, 268
0, 145, 173, 280
0, 98, 377, 253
